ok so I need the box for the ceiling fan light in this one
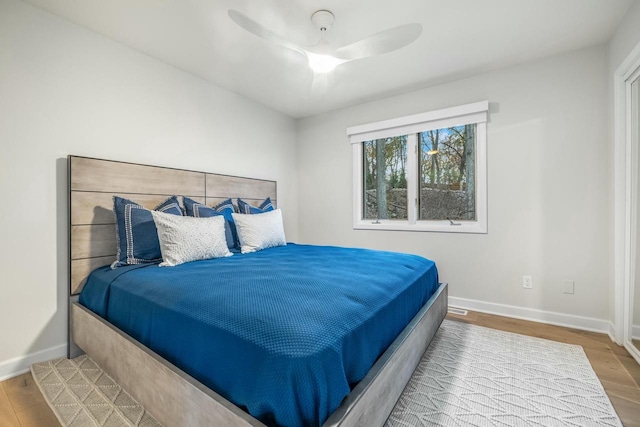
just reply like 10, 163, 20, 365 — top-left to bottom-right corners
307, 52, 343, 73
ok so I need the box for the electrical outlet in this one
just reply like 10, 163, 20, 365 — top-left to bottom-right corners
563, 280, 575, 294
522, 275, 533, 289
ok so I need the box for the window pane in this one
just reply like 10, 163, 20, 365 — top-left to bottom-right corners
363, 136, 408, 220
419, 125, 476, 221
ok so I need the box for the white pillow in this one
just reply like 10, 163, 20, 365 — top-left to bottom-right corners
151, 211, 232, 266
232, 209, 286, 254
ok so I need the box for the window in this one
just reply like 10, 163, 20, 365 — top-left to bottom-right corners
348, 101, 488, 233
363, 137, 408, 220
419, 126, 476, 221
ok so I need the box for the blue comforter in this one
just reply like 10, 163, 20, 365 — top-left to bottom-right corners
80, 243, 438, 427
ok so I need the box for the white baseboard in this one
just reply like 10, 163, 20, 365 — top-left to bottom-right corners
449, 296, 611, 335
609, 322, 620, 345
0, 343, 67, 382
633, 324, 640, 341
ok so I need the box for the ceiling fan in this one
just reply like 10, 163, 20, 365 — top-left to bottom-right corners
228, 9, 423, 74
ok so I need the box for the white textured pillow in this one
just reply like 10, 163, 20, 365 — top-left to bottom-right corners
232, 209, 286, 254
151, 211, 232, 266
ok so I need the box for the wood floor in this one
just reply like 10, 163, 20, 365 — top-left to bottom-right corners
0, 372, 58, 426
0, 310, 638, 426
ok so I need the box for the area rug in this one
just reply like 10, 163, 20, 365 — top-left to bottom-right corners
31, 320, 622, 427
386, 320, 622, 427
31, 355, 160, 426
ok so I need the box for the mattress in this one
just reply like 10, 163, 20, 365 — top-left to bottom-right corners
79, 243, 439, 427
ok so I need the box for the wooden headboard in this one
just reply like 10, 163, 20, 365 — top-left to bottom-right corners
68, 155, 277, 296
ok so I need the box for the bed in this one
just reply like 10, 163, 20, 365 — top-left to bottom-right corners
68, 155, 448, 427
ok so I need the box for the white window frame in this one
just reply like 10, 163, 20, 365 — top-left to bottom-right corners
348, 101, 488, 234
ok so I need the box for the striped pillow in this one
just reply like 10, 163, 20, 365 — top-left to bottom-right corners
111, 196, 182, 268
237, 197, 274, 214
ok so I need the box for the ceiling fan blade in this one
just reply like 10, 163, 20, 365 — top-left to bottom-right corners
310, 72, 330, 96
332, 23, 423, 61
228, 9, 305, 55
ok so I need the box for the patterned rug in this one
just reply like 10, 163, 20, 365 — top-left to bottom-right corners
386, 320, 622, 427
31, 356, 160, 426
31, 320, 622, 427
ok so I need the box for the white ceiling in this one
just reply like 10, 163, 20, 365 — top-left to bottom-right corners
24, 0, 632, 118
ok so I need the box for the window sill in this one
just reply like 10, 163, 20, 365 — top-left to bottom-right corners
353, 220, 487, 234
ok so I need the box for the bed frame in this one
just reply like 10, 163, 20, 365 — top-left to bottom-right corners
68, 155, 448, 427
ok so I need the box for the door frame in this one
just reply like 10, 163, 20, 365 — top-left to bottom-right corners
614, 39, 640, 363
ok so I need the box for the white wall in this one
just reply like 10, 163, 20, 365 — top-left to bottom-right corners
296, 46, 610, 327
0, 0, 298, 379
609, 0, 640, 71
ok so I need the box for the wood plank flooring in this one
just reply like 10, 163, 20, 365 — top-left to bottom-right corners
0, 310, 638, 426
0, 372, 58, 426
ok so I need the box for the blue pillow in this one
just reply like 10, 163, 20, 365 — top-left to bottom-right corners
112, 196, 182, 268
183, 197, 238, 251
237, 197, 274, 214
